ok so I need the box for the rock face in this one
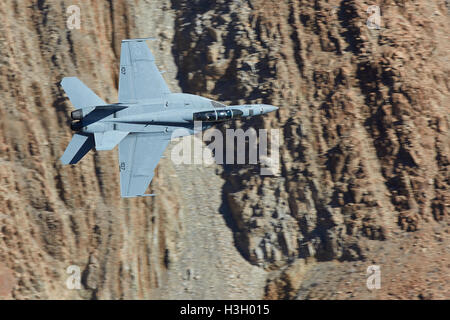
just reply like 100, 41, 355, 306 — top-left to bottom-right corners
0, 0, 448, 299
0, 0, 266, 300
172, 0, 449, 298
0, 0, 183, 299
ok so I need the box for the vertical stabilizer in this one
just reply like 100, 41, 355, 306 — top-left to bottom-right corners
61, 77, 105, 109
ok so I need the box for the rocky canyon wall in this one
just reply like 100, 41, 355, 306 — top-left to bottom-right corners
0, 0, 448, 299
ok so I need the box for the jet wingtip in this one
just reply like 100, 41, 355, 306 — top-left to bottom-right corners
60, 76, 80, 87
121, 37, 157, 43
121, 194, 157, 198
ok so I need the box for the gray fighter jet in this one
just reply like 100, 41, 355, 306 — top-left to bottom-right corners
60, 38, 278, 197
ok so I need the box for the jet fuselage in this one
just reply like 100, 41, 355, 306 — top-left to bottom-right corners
71, 93, 277, 135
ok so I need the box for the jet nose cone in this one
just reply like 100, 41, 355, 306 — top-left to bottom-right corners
263, 105, 279, 114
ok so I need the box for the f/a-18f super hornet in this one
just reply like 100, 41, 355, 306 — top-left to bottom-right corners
60, 38, 278, 197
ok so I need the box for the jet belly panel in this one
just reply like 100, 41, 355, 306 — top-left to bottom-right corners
113, 123, 191, 133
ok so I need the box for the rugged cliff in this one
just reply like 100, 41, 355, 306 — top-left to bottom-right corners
171, 0, 449, 299
0, 0, 448, 299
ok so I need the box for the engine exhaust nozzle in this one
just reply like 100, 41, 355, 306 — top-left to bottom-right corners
70, 121, 83, 131
71, 109, 83, 120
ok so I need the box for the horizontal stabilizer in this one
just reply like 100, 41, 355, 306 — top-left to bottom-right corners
94, 131, 128, 151
60, 133, 95, 165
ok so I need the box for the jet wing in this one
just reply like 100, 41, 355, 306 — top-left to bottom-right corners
118, 38, 171, 103
118, 132, 171, 197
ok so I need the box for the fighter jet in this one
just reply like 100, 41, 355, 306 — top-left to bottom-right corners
60, 38, 278, 197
